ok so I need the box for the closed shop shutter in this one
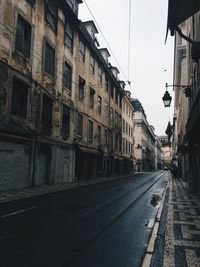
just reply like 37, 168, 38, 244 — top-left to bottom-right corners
0, 141, 31, 192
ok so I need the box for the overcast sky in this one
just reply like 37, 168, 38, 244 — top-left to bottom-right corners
79, 0, 175, 136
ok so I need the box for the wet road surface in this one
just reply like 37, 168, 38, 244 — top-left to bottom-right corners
0, 171, 168, 267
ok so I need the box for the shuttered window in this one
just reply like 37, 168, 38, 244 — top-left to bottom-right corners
44, 41, 55, 77
45, 0, 57, 32
15, 15, 31, 57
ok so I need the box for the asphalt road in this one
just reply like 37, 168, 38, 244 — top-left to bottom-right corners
0, 171, 168, 267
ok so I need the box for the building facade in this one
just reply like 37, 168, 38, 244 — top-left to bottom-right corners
121, 89, 135, 173
172, 10, 200, 195
131, 99, 156, 172
0, 0, 133, 193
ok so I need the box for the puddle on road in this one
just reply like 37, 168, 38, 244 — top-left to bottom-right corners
151, 194, 162, 208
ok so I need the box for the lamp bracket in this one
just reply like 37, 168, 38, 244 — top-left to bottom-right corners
165, 83, 191, 97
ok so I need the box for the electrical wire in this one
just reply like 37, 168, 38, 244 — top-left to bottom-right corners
82, 0, 129, 83
127, 0, 132, 84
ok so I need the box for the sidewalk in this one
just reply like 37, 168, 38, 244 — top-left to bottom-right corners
0, 172, 140, 203
144, 173, 200, 267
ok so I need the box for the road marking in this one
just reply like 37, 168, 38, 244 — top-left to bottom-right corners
1, 205, 38, 218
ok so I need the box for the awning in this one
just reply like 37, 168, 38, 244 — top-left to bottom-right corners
166, 0, 200, 37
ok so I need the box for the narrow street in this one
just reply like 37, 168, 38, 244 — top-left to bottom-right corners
0, 171, 168, 267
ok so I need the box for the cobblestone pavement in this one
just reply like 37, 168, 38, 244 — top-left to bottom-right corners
151, 174, 200, 267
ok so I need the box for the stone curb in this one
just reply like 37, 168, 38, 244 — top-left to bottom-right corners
141, 177, 169, 267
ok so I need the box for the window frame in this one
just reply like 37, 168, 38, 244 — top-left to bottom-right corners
44, 0, 58, 32
44, 40, 56, 78
62, 105, 70, 139
64, 19, 73, 51
77, 113, 83, 138
79, 40, 86, 63
41, 94, 53, 128
63, 61, 72, 91
89, 55, 95, 75
78, 76, 85, 101
89, 87, 95, 109
97, 125, 101, 144
15, 14, 32, 58
97, 95, 102, 114
88, 119, 93, 143
11, 77, 29, 119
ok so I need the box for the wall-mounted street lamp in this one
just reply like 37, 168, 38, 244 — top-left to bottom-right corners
162, 83, 191, 108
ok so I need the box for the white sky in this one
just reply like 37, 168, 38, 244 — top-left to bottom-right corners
79, 0, 175, 136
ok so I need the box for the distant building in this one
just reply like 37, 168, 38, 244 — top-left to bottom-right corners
130, 99, 156, 172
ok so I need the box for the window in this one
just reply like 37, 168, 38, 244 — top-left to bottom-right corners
44, 41, 55, 77
89, 87, 95, 108
126, 122, 128, 134
115, 134, 118, 150
122, 119, 125, 133
110, 85, 114, 99
15, 15, 31, 57
115, 91, 118, 105
65, 20, 73, 50
105, 101, 109, 117
62, 105, 70, 139
98, 66, 103, 83
88, 120, 93, 143
63, 62, 72, 90
89, 55, 95, 74
110, 107, 113, 122
97, 96, 102, 114
118, 115, 122, 127
97, 125, 101, 144
115, 111, 118, 125
79, 76, 85, 100
45, 0, 57, 32
105, 77, 109, 92
119, 95, 122, 108
11, 78, 28, 118
77, 114, 83, 137
42, 94, 53, 128
110, 132, 113, 148
104, 129, 108, 146
79, 40, 85, 63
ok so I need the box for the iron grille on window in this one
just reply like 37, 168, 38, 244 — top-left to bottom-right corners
42, 94, 53, 128
45, 0, 57, 32
11, 78, 28, 118
79, 41, 85, 63
44, 42, 55, 77
63, 62, 72, 90
65, 21, 73, 50
15, 15, 31, 57
77, 114, 83, 137
79, 76, 85, 100
62, 105, 70, 139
